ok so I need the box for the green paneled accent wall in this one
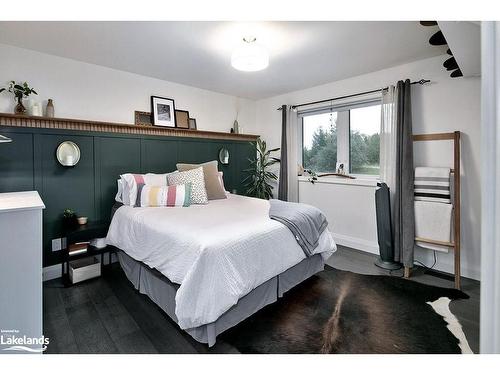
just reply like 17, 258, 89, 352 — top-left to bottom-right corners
96, 136, 141, 223
0, 126, 255, 267
141, 138, 178, 174
39, 133, 96, 266
0, 132, 34, 191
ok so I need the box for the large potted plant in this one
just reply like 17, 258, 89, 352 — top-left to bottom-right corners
243, 138, 280, 200
0, 81, 38, 114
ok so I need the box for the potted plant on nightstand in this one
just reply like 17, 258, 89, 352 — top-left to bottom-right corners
0, 81, 38, 115
62, 208, 78, 230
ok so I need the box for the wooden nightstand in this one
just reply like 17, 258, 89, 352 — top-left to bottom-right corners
62, 221, 114, 285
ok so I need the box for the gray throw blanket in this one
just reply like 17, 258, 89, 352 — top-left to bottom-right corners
269, 199, 328, 257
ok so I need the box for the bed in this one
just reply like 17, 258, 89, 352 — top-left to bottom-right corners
106, 194, 336, 346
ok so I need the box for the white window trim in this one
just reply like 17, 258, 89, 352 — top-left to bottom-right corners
298, 96, 381, 178
298, 175, 379, 187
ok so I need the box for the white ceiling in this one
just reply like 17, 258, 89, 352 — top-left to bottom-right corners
0, 21, 446, 99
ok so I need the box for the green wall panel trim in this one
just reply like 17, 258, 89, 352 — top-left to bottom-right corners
234, 142, 256, 195
0, 126, 255, 267
0, 126, 253, 145
39, 134, 95, 266
141, 138, 178, 174
98, 137, 141, 222
0, 132, 34, 193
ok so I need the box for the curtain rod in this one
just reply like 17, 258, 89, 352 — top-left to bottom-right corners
276, 79, 430, 111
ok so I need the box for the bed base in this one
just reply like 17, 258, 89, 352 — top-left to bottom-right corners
116, 250, 324, 347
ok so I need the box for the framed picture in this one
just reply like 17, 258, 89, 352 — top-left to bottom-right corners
151, 96, 176, 127
189, 118, 197, 130
175, 110, 190, 129
134, 111, 152, 126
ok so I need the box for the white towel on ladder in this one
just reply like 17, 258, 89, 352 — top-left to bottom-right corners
414, 167, 451, 204
414, 200, 453, 252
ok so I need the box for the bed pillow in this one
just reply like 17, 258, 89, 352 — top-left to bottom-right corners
120, 173, 170, 206
115, 179, 124, 203
176, 160, 227, 200
217, 171, 229, 196
167, 167, 208, 204
135, 183, 192, 207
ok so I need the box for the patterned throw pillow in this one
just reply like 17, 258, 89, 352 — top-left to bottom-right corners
120, 173, 170, 206
176, 160, 227, 200
167, 167, 208, 204
135, 183, 192, 207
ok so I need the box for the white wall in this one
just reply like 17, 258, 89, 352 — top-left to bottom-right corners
255, 55, 481, 280
0, 43, 256, 133
299, 178, 379, 254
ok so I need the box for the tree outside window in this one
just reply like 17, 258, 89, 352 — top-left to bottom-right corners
302, 103, 380, 176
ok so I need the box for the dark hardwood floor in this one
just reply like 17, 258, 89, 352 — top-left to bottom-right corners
43, 245, 480, 354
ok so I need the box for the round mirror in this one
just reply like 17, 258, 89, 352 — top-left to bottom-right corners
56, 141, 81, 167
218, 148, 230, 165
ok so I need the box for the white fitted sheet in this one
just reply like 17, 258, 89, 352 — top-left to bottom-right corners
106, 194, 336, 329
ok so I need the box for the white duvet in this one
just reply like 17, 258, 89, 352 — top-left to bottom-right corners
106, 194, 336, 329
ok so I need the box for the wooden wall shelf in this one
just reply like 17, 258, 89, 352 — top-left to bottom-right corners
0, 113, 259, 142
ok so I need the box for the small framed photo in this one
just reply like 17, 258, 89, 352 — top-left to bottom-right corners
134, 111, 152, 126
175, 110, 190, 129
189, 118, 197, 130
151, 96, 176, 127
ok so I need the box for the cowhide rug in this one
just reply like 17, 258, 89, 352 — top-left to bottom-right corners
221, 267, 471, 354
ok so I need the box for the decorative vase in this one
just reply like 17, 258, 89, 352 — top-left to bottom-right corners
46, 99, 55, 118
233, 120, 239, 134
30, 102, 42, 116
14, 96, 26, 114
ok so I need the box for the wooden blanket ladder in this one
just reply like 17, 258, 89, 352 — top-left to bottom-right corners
405, 131, 461, 289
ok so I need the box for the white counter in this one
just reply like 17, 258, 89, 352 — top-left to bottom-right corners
0, 191, 45, 354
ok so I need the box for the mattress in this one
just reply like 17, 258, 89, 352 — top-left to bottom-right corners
106, 194, 336, 329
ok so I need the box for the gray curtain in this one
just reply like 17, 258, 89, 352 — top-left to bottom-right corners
393, 79, 415, 267
278, 105, 288, 201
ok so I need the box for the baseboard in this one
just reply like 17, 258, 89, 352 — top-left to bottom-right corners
331, 233, 480, 281
331, 233, 379, 255
414, 249, 480, 281
43, 253, 119, 282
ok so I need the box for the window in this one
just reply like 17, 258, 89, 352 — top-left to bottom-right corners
301, 100, 381, 176
302, 112, 338, 173
349, 105, 381, 175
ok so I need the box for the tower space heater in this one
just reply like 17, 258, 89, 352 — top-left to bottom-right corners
374, 182, 401, 270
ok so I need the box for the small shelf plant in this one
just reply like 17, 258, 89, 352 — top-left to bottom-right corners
62, 208, 78, 229
0, 81, 38, 114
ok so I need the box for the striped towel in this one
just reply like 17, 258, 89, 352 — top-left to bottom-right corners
414, 167, 451, 204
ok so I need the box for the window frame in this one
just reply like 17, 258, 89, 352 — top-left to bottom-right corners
299, 97, 382, 179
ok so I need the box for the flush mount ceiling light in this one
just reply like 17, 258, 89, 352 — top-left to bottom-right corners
231, 37, 269, 72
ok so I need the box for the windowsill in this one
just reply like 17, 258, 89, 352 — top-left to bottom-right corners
298, 175, 379, 187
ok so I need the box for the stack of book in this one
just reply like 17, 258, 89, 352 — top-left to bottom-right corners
68, 242, 89, 256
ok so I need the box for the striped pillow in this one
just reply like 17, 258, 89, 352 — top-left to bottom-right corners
135, 183, 192, 207
120, 173, 170, 206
